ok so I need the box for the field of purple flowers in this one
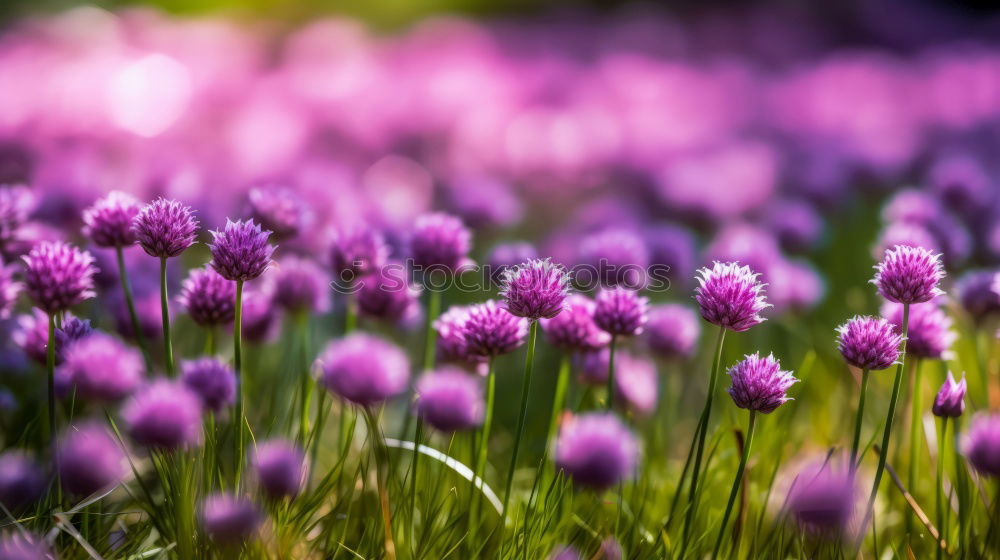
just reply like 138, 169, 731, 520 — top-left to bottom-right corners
3, 3, 1000, 559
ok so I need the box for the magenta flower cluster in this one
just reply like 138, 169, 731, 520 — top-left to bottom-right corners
460, 300, 529, 357
932, 372, 966, 418
83, 191, 142, 248
540, 294, 611, 352
178, 267, 236, 326
500, 258, 571, 320
319, 333, 410, 407
22, 241, 97, 313
694, 261, 769, 332
725, 352, 798, 414
872, 244, 945, 304
132, 198, 199, 258
836, 315, 902, 371
593, 287, 648, 337
554, 412, 638, 490
209, 219, 274, 282
415, 367, 485, 432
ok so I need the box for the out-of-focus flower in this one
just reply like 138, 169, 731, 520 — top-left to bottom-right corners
82, 191, 141, 248
408, 212, 472, 274
501, 258, 570, 320
415, 367, 484, 432
22, 241, 97, 314
253, 440, 307, 499
113, 289, 164, 342
181, 358, 237, 412
329, 225, 389, 286
122, 381, 203, 450
549, 545, 581, 560
555, 412, 638, 490
319, 333, 410, 406
487, 242, 537, 285
0, 451, 45, 512
58, 423, 127, 496
613, 352, 659, 416
446, 175, 523, 230
462, 300, 528, 357
645, 223, 697, 289
873, 221, 940, 260
872, 245, 944, 305
956, 270, 1000, 324
356, 262, 420, 322
59, 332, 143, 402
594, 287, 648, 337
963, 414, 1000, 477
247, 185, 306, 241
928, 155, 991, 218
932, 372, 966, 418
644, 304, 701, 360
576, 228, 649, 289
271, 257, 330, 314
0, 258, 21, 318
695, 262, 769, 332
199, 493, 262, 544
726, 352, 798, 414
433, 305, 486, 369
133, 198, 199, 259
0, 185, 35, 249
761, 198, 823, 253
209, 219, 274, 282
541, 294, 611, 352
179, 267, 236, 327
241, 289, 280, 344
787, 461, 858, 537
767, 258, 826, 313
0, 531, 51, 560
881, 301, 956, 360
836, 315, 902, 371
575, 347, 611, 385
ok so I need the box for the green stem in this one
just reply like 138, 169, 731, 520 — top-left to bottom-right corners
409, 416, 424, 548
850, 369, 871, 470
856, 303, 909, 554
159, 257, 174, 376
116, 246, 152, 372
680, 325, 727, 556
546, 354, 571, 446
501, 320, 538, 519
363, 406, 397, 560
711, 411, 758, 560
204, 326, 215, 356
46, 313, 58, 493
344, 293, 356, 334
423, 290, 442, 371
906, 358, 924, 541
470, 359, 496, 542
936, 417, 947, 560
606, 335, 617, 411
954, 416, 969, 559
233, 279, 245, 488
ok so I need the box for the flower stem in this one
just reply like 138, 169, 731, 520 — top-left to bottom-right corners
856, 303, 909, 553
546, 354, 571, 447
46, 313, 58, 480
159, 257, 174, 376
116, 246, 152, 372
363, 406, 397, 560
233, 279, 245, 488
906, 357, 924, 541
936, 417, 947, 560
954, 416, 970, 559
470, 359, 496, 542
680, 325, 727, 556
501, 319, 538, 519
850, 369, 871, 470
711, 410, 757, 560
606, 335, 617, 411
422, 289, 442, 371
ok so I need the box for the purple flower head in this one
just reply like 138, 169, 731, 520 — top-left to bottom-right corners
241, 289, 280, 344
576, 228, 649, 289
555, 412, 638, 490
59, 332, 143, 402
836, 315, 902, 371
247, 185, 306, 241
956, 270, 1000, 324
356, 263, 421, 322
575, 348, 611, 386
209, 219, 274, 282
726, 352, 798, 414
252, 440, 307, 499
761, 198, 823, 253
788, 461, 858, 537
82, 191, 141, 248
0, 185, 34, 247
433, 305, 487, 370
501, 258, 571, 320
872, 245, 945, 305
963, 414, 1000, 477
0, 532, 51, 560
122, 381, 203, 450
929, 155, 991, 217
178, 267, 236, 327
932, 372, 966, 418
645, 224, 697, 289
882, 189, 939, 225
767, 259, 826, 313
13, 310, 55, 365
329, 225, 389, 285
0, 258, 19, 318
132, 198, 199, 258
613, 353, 659, 416
113, 290, 163, 341
199, 493, 262, 544
408, 212, 472, 273
881, 301, 956, 360
181, 358, 237, 412
694, 262, 769, 332
549, 545, 582, 560
462, 300, 529, 357
319, 333, 410, 407
446, 175, 523, 230
644, 304, 701, 360
415, 367, 484, 432
22, 241, 97, 314
58, 423, 127, 496
272, 257, 330, 314
0, 451, 45, 511
540, 295, 611, 352
873, 222, 940, 261
487, 242, 537, 284
593, 287, 648, 337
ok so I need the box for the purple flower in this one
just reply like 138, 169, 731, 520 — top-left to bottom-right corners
788, 461, 858, 537
872, 245, 945, 305
576, 228, 649, 289
113, 290, 163, 341
0, 451, 44, 511
540, 295, 611, 352
761, 198, 823, 253
644, 304, 701, 360
881, 301, 956, 360
22, 241, 97, 314
873, 222, 940, 261
0, 532, 51, 560
0, 185, 34, 248
932, 372, 966, 418
247, 185, 306, 240
328, 225, 389, 285
318, 333, 410, 407
836, 316, 902, 371
271, 257, 330, 314
462, 300, 529, 357
199, 493, 262, 544
929, 155, 991, 217
178, 267, 236, 327
500, 258, 571, 320
645, 224, 697, 289
963, 414, 1000, 477
550, 545, 582, 560
132, 198, 199, 258
181, 358, 237, 412
58, 423, 127, 496
555, 412, 638, 490
59, 333, 143, 402
956, 270, 1000, 324
241, 289, 280, 344
209, 219, 274, 282
415, 368, 484, 432
122, 381, 203, 450
356, 263, 420, 322
252, 440, 307, 499
13, 310, 55, 365
433, 305, 487, 370
487, 242, 537, 284
593, 287, 648, 337
694, 262, 769, 332
0, 258, 21, 318
613, 353, 659, 416
82, 191, 141, 248
726, 352, 798, 414
575, 348, 611, 386
409, 212, 472, 273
